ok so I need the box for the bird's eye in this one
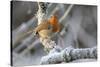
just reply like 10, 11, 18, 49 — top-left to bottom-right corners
48, 24, 52, 30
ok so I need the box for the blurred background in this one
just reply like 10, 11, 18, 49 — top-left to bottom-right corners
11, 1, 97, 66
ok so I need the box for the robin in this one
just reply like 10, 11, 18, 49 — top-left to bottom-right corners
33, 15, 61, 39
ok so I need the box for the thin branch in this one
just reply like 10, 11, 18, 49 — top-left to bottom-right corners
20, 39, 40, 56
59, 4, 74, 22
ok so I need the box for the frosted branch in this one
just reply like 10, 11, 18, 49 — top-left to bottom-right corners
40, 47, 97, 64
37, 2, 57, 52
37, 2, 48, 24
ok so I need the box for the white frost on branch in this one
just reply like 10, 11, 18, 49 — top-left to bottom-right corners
36, 2, 57, 52
37, 2, 48, 25
40, 38, 57, 52
40, 47, 97, 64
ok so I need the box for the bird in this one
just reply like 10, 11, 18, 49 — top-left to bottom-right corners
20, 15, 61, 39
17, 15, 65, 49
33, 15, 61, 39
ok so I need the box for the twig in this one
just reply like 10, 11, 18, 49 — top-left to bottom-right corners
40, 47, 97, 64
14, 32, 36, 52
59, 4, 74, 22
13, 17, 37, 47
20, 39, 40, 56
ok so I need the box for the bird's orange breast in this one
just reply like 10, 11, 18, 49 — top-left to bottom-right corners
48, 16, 60, 32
